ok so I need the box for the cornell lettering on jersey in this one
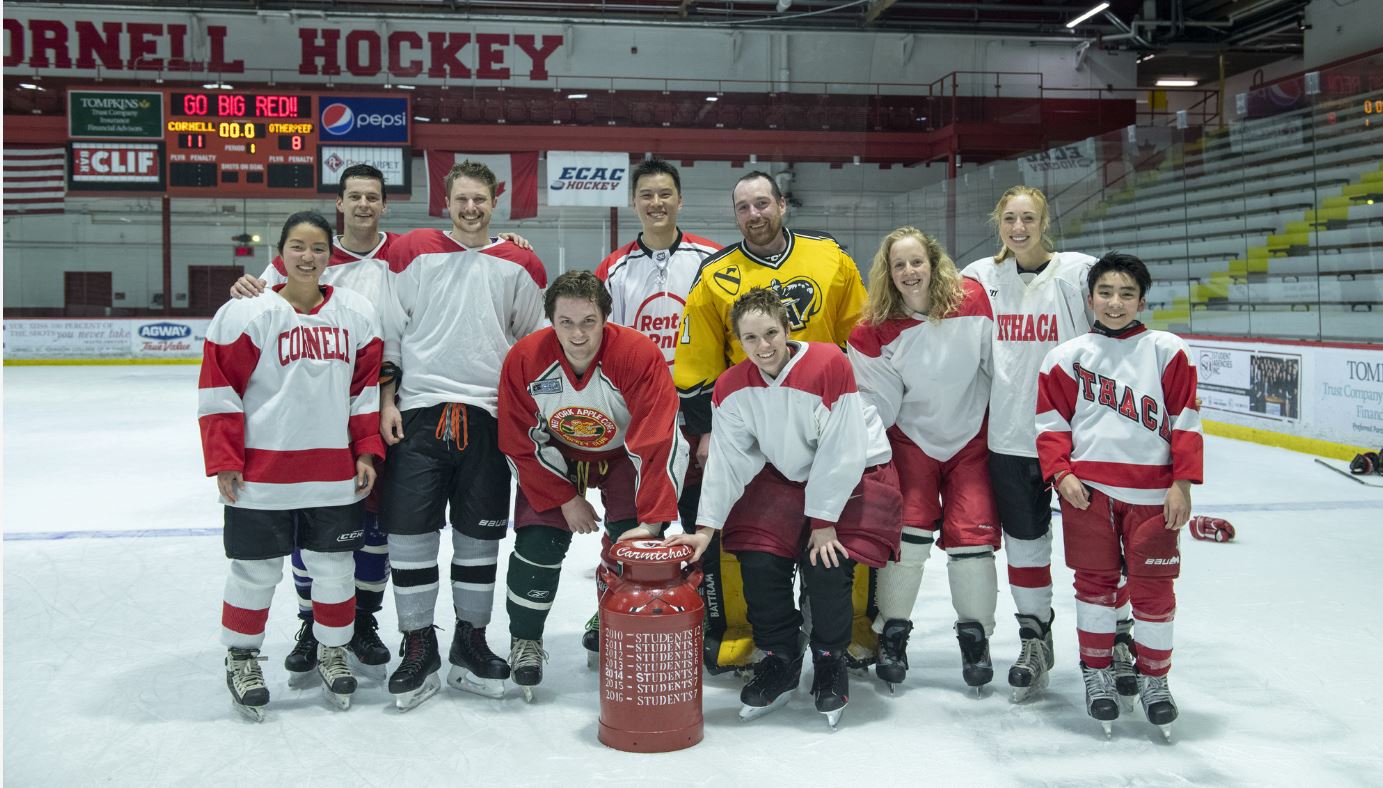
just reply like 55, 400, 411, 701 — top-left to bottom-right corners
996, 313, 1059, 342
1073, 362, 1172, 440
278, 326, 352, 365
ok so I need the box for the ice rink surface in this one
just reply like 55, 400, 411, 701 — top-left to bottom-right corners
4, 365, 1382, 787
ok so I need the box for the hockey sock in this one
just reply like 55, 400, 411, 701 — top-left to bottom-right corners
1073, 570, 1120, 668
1004, 531, 1054, 620
301, 549, 356, 648
873, 526, 932, 630
221, 557, 284, 649
353, 510, 389, 614
290, 548, 312, 620
946, 545, 998, 635
388, 531, 442, 632
1130, 576, 1175, 677
505, 527, 573, 641
451, 529, 501, 627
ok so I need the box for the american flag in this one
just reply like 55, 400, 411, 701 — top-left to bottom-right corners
3, 145, 66, 215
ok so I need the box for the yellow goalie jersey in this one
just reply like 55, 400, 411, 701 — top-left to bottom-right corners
673, 228, 875, 672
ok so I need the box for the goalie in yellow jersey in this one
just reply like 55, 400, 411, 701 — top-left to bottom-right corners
673, 171, 875, 674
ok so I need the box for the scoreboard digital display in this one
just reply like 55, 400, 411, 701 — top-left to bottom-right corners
164, 89, 322, 196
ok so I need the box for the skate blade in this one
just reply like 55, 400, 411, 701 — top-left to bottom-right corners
287, 669, 319, 689
1008, 672, 1050, 703
1157, 724, 1173, 742
393, 673, 440, 712
822, 706, 845, 730
738, 692, 791, 722
231, 701, 266, 722
447, 666, 505, 699
521, 686, 535, 703
586, 650, 599, 670
886, 682, 895, 695
1101, 721, 1113, 739
324, 688, 354, 711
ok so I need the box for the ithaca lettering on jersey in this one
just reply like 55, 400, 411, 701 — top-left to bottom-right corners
1073, 362, 1172, 441
278, 326, 353, 365
996, 313, 1060, 342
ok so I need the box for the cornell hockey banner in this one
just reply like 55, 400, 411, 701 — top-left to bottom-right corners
546, 151, 629, 207
426, 151, 538, 220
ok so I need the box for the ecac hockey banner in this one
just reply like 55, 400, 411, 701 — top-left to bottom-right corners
546, 151, 629, 207
425, 151, 538, 221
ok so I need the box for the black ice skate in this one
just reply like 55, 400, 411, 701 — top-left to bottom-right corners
284, 618, 319, 688
447, 619, 511, 698
317, 644, 357, 711
347, 611, 391, 676
582, 612, 600, 669
1008, 612, 1055, 703
955, 620, 994, 693
810, 648, 850, 730
225, 647, 269, 722
1081, 661, 1120, 738
1112, 618, 1140, 708
1138, 673, 1178, 741
509, 637, 549, 703
738, 651, 802, 722
388, 626, 441, 712
874, 619, 912, 692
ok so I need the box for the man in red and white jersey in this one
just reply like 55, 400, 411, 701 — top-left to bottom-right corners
377, 160, 547, 711
497, 270, 688, 698
1036, 252, 1202, 738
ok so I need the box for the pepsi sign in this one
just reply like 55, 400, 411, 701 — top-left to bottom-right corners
318, 97, 410, 143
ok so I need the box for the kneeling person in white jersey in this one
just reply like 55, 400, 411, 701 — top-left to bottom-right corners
667, 288, 902, 729
199, 211, 386, 720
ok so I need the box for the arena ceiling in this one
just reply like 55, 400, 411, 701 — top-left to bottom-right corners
12, 0, 1312, 86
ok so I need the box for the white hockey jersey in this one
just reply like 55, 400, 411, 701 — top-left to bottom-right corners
384, 229, 547, 416
594, 231, 720, 367
962, 251, 1096, 457
1036, 322, 1203, 505
696, 342, 891, 530
847, 277, 994, 462
198, 285, 385, 509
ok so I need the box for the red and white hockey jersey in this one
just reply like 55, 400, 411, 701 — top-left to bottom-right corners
696, 342, 891, 530
962, 251, 1096, 457
847, 277, 994, 462
595, 231, 720, 367
1035, 322, 1203, 505
498, 323, 688, 522
260, 232, 398, 307
384, 229, 547, 416
198, 285, 386, 509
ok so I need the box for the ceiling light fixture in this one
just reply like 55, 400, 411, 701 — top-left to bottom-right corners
567, 93, 588, 100
1066, 2, 1111, 28
1156, 78, 1199, 87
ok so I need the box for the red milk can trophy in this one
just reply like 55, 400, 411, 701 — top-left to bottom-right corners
597, 539, 704, 753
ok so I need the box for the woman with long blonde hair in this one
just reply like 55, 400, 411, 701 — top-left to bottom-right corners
848, 226, 999, 694
959, 185, 1103, 704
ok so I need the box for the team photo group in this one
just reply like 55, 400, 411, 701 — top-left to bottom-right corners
197, 155, 1202, 739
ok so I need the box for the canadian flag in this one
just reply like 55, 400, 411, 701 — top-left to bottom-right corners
425, 151, 538, 221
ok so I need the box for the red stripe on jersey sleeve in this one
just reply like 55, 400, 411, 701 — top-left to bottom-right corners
1071, 459, 1173, 490
199, 333, 262, 396
242, 447, 358, 484
485, 242, 549, 288
1035, 360, 1078, 482
349, 414, 387, 460
956, 277, 995, 319
350, 336, 383, 397
782, 344, 857, 409
1160, 349, 1203, 482
200, 412, 246, 475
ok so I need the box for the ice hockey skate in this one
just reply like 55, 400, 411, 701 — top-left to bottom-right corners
1008, 612, 1054, 703
225, 648, 269, 723
317, 644, 357, 710
1139, 674, 1178, 741
1081, 661, 1120, 738
582, 612, 600, 669
811, 649, 849, 730
1112, 618, 1140, 710
347, 611, 391, 678
738, 651, 801, 722
955, 621, 994, 695
389, 626, 441, 712
447, 619, 511, 699
874, 619, 912, 692
509, 637, 549, 703
284, 619, 319, 688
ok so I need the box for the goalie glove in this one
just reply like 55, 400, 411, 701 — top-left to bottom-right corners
1349, 451, 1380, 476
1189, 515, 1235, 543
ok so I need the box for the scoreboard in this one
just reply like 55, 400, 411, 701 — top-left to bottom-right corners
165, 90, 321, 196
67, 88, 410, 198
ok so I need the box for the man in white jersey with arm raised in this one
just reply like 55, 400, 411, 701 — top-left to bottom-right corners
377, 160, 548, 710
